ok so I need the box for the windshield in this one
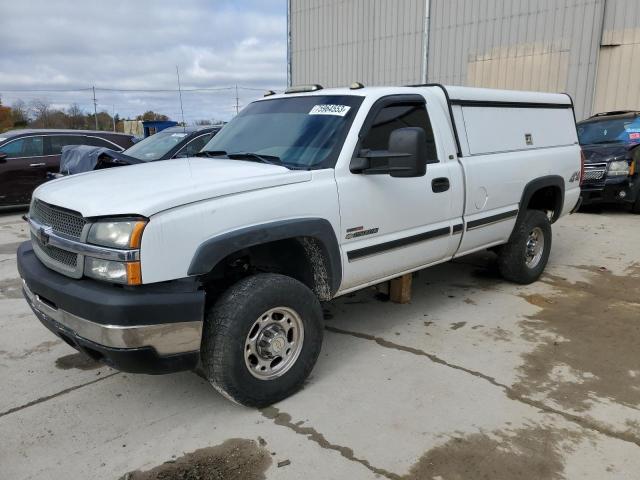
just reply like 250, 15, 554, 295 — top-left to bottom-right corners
577, 117, 640, 145
125, 130, 189, 161
201, 95, 364, 169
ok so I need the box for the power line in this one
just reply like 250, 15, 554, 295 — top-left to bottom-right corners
0, 86, 278, 93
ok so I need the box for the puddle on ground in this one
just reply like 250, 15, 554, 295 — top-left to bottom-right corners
406, 425, 582, 480
0, 278, 23, 299
120, 438, 271, 480
514, 264, 640, 411
55, 353, 102, 370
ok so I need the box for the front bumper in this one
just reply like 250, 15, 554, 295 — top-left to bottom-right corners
581, 176, 639, 206
17, 241, 205, 374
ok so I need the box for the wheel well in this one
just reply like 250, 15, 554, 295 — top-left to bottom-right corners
201, 237, 333, 303
525, 185, 563, 222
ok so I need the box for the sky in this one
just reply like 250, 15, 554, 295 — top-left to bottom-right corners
0, 0, 287, 122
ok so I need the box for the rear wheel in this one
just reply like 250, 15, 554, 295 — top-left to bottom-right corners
497, 210, 552, 284
201, 273, 323, 407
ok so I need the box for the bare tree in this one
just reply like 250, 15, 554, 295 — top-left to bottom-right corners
194, 119, 212, 125
29, 99, 52, 128
66, 103, 85, 129
11, 99, 29, 127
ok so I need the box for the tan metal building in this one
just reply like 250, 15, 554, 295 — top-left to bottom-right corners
288, 0, 639, 120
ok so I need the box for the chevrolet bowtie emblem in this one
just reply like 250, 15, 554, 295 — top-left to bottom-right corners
38, 227, 51, 246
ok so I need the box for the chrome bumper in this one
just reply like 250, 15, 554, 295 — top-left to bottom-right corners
22, 280, 202, 355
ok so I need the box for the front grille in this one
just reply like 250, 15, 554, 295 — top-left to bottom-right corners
31, 233, 78, 268
583, 163, 607, 183
30, 199, 87, 239
583, 170, 605, 181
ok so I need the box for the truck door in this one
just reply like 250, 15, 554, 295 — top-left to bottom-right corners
335, 94, 459, 291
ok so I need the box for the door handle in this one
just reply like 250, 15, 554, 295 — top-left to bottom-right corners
432, 177, 450, 193
29, 163, 46, 167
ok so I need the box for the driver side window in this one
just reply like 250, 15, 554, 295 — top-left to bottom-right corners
360, 102, 438, 167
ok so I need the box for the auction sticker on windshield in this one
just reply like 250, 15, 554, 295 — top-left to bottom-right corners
309, 104, 351, 116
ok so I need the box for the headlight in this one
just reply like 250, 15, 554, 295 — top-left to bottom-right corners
87, 219, 146, 249
85, 219, 146, 285
608, 160, 630, 176
84, 258, 142, 285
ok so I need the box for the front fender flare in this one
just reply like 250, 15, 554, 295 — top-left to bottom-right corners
187, 218, 342, 296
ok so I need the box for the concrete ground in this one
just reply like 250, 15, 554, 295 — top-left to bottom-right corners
1, 209, 639, 480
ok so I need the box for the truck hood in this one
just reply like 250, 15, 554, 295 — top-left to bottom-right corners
581, 143, 638, 164
34, 157, 312, 217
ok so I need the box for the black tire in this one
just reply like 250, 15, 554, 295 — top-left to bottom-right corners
201, 273, 323, 407
632, 195, 640, 214
497, 210, 552, 285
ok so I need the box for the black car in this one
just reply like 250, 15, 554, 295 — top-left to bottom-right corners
0, 129, 135, 208
578, 111, 640, 213
58, 125, 222, 175
122, 125, 221, 161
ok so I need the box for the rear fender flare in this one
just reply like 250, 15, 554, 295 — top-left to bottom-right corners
518, 175, 565, 224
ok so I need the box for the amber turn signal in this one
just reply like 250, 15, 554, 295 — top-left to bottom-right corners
129, 221, 147, 249
126, 262, 142, 285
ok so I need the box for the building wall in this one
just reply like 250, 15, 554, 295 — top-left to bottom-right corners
593, 0, 640, 113
289, 0, 427, 88
289, 0, 638, 121
428, 0, 605, 120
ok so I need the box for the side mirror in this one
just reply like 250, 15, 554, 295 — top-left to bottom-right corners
387, 127, 427, 178
350, 127, 427, 177
0, 153, 7, 163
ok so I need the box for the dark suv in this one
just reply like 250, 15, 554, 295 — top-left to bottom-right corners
578, 111, 640, 213
0, 129, 135, 208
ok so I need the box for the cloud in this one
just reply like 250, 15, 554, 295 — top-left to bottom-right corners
0, 0, 287, 122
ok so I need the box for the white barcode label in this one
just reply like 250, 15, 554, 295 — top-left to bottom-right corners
309, 104, 351, 116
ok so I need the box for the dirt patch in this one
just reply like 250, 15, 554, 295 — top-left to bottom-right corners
55, 353, 102, 370
514, 264, 640, 411
450, 321, 466, 330
0, 278, 23, 299
406, 425, 581, 480
120, 439, 271, 480
0, 339, 61, 360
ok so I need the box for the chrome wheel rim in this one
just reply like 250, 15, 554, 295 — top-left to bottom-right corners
525, 227, 545, 269
244, 307, 304, 380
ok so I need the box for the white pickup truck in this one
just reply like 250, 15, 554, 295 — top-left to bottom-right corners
17, 84, 582, 406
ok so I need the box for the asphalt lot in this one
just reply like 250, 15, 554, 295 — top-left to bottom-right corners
1, 209, 639, 480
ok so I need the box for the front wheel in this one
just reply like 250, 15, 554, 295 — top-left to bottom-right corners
201, 273, 324, 407
497, 210, 552, 284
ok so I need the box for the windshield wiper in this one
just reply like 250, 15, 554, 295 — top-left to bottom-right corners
227, 152, 282, 166
195, 150, 227, 158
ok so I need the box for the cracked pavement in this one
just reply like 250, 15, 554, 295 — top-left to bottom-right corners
1, 209, 639, 479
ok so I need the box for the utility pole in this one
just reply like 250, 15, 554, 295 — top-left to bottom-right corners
235, 84, 240, 115
92, 86, 98, 130
176, 66, 186, 130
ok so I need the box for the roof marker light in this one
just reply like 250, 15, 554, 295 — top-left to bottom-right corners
284, 84, 323, 94
350, 82, 365, 89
